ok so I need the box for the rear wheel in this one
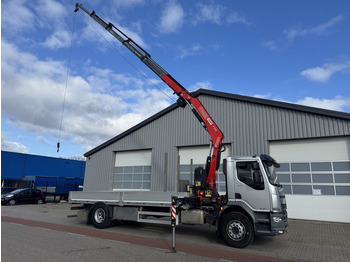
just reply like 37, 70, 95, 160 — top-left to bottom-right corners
90, 202, 112, 229
37, 199, 44, 204
220, 212, 254, 248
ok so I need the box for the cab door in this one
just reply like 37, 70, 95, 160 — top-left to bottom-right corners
234, 161, 271, 211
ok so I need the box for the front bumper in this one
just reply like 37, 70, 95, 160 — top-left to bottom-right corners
254, 212, 288, 237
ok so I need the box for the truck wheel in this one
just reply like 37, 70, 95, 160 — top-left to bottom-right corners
220, 212, 254, 248
90, 203, 112, 229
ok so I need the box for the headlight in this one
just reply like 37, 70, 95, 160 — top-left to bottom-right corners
273, 216, 282, 223
5, 194, 14, 198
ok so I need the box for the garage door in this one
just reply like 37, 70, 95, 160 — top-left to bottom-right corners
178, 144, 231, 193
270, 137, 350, 222
113, 150, 152, 190
270, 137, 349, 162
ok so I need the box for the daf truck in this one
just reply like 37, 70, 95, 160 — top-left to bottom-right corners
69, 3, 288, 248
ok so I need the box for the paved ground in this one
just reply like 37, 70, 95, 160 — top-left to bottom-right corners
2, 201, 350, 262
2, 222, 227, 262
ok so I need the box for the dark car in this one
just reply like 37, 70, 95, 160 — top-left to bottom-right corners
1, 188, 45, 205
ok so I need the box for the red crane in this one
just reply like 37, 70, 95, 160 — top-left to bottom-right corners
75, 3, 225, 203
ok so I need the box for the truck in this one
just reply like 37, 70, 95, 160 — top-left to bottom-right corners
1, 151, 85, 200
70, 3, 288, 249
30, 175, 83, 200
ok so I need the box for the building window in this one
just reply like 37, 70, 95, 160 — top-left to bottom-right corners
277, 160, 350, 195
113, 166, 151, 190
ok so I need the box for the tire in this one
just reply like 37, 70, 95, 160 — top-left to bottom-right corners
220, 212, 254, 248
9, 199, 16, 206
90, 202, 112, 229
37, 199, 44, 204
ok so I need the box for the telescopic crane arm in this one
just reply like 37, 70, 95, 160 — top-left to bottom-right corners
75, 3, 225, 190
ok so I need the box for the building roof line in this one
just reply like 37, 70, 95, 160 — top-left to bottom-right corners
84, 89, 350, 157
197, 89, 350, 120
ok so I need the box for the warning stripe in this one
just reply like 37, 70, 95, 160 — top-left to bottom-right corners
171, 205, 176, 220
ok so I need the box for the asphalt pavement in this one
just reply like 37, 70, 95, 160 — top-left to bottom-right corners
1, 201, 350, 262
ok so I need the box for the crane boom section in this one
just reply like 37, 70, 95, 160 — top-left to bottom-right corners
75, 3, 224, 189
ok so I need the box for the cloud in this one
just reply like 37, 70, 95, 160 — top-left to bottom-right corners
2, 0, 147, 51
195, 3, 226, 25
1, 135, 29, 154
112, 0, 144, 8
226, 11, 250, 25
249, 92, 350, 112
42, 30, 72, 49
158, 1, 250, 33
1, 0, 35, 32
36, 136, 52, 145
159, 0, 185, 33
193, 3, 250, 26
1, 41, 172, 152
2, 0, 73, 50
301, 61, 350, 82
297, 96, 350, 112
264, 15, 344, 50
189, 81, 212, 92
262, 40, 278, 51
283, 15, 344, 41
176, 44, 202, 59
34, 0, 67, 26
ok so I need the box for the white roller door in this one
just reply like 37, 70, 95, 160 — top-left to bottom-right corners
270, 137, 350, 162
113, 150, 152, 191
270, 137, 350, 223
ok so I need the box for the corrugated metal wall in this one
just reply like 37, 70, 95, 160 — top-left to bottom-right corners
1, 151, 86, 180
83, 93, 350, 192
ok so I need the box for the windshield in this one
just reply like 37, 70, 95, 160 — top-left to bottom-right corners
262, 162, 280, 186
7, 188, 26, 195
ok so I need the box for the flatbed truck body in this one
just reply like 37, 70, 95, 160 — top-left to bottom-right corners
69, 155, 288, 248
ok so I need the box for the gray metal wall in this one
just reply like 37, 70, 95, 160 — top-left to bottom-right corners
83, 93, 350, 192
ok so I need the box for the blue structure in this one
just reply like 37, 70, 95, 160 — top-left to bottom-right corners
1, 151, 85, 198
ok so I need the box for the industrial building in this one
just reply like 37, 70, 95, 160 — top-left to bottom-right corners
83, 89, 350, 223
1, 151, 85, 198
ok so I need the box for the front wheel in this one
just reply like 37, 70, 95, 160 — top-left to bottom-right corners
220, 212, 254, 248
90, 202, 112, 229
8, 199, 16, 206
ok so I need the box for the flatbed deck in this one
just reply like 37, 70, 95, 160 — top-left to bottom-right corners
69, 191, 189, 207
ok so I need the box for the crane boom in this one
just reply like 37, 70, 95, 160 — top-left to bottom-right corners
75, 3, 224, 192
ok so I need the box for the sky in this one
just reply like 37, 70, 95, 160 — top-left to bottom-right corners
1, 0, 350, 158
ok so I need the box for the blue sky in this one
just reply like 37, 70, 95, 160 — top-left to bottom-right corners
2, 0, 350, 158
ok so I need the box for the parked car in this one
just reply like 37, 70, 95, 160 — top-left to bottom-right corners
1, 188, 45, 205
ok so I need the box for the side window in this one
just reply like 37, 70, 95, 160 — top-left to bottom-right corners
236, 161, 264, 190
31, 189, 39, 196
23, 190, 31, 196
